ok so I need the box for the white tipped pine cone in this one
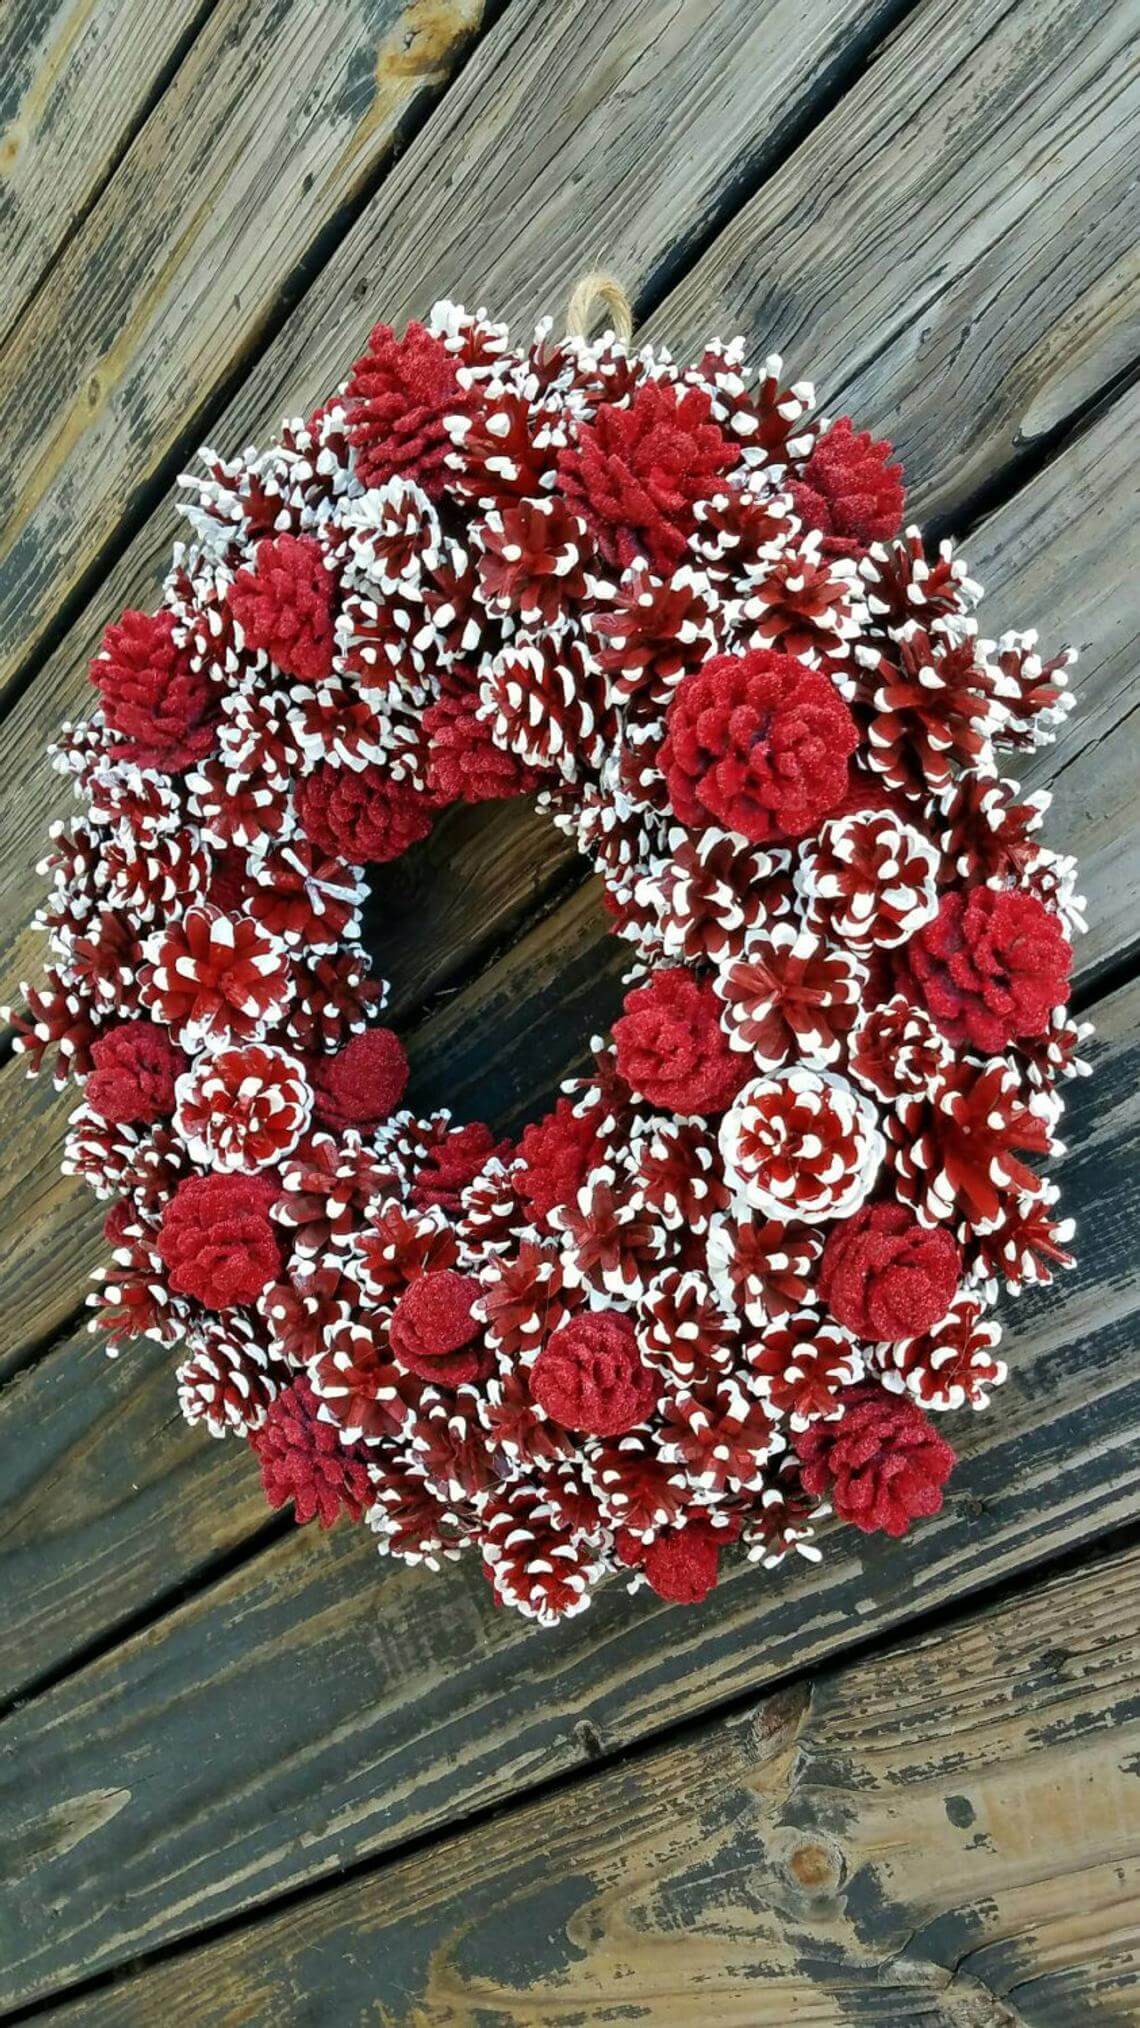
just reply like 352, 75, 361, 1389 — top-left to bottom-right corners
480, 1483, 606, 1625
876, 1293, 1005, 1412
797, 808, 940, 950
719, 1068, 884, 1224
478, 630, 612, 784
176, 1317, 280, 1437
174, 1042, 312, 1172
714, 922, 867, 1069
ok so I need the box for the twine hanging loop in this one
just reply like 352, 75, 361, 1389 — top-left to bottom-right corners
565, 272, 634, 344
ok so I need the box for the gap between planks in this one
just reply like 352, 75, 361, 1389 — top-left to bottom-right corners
12, 1489, 1140, 2025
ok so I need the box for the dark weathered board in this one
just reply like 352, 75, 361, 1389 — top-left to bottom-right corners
3, 361, 1133, 1378
0, 0, 904, 709
0, 970, 1134, 2009
0, 0, 495, 704
0, 0, 914, 1019
0, 0, 218, 348
0, 1321, 269, 1707
36, 1538, 1140, 2027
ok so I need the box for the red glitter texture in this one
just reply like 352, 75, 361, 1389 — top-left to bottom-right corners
296, 761, 435, 864
795, 1382, 955, 1536
249, 1374, 373, 1527
85, 1020, 183, 1125
310, 1027, 408, 1130
660, 650, 858, 843
613, 968, 745, 1117
388, 1269, 485, 1386
790, 416, 905, 552
820, 1202, 961, 1342
641, 1519, 736, 1604
157, 1172, 281, 1309
531, 1311, 656, 1436
901, 887, 1071, 1054
229, 534, 338, 681
91, 609, 216, 771
412, 1122, 510, 1216
515, 1098, 603, 1224
424, 692, 540, 804
345, 319, 468, 496
559, 381, 740, 573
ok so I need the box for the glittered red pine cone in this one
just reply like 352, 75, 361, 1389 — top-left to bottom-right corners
900, 886, 1071, 1054
559, 380, 740, 573
789, 416, 905, 553
345, 319, 469, 496
531, 1311, 656, 1436
660, 649, 858, 843
388, 1269, 485, 1386
229, 534, 338, 682
91, 608, 216, 771
795, 1382, 955, 1536
249, 1374, 373, 1527
295, 760, 435, 864
156, 1171, 281, 1310
309, 1027, 408, 1131
412, 1122, 510, 1216
613, 967, 746, 1117
423, 692, 541, 804
619, 1516, 739, 1604
515, 1097, 604, 1225
819, 1203, 960, 1342
85, 1019, 184, 1125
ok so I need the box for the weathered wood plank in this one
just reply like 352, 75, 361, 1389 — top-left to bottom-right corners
0, 0, 491, 698
36, 1538, 1140, 2027
5, 0, 1136, 1023
0, 0, 216, 348
0, 968, 1134, 2008
0, 0, 902, 706
0, 1323, 267, 1707
3, 366, 1131, 1374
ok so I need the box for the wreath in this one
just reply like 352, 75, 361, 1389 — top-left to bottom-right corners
13, 282, 1088, 1625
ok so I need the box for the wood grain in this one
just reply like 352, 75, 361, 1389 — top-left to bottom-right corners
0, 0, 490, 698
0, 1323, 269, 1706
0, 0, 901, 708
0, 0, 216, 348
645, 0, 1140, 507
37, 1537, 1140, 2026
0, 969, 1134, 2009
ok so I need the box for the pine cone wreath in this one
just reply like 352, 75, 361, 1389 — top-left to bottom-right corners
15, 293, 1086, 1630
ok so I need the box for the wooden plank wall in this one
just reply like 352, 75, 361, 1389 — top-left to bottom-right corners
0, 0, 1138, 2019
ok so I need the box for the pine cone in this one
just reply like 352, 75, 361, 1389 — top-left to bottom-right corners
719, 1068, 885, 1225
176, 1317, 280, 1437
794, 1381, 955, 1537
476, 495, 591, 625
345, 319, 470, 496
798, 808, 941, 950
481, 1483, 605, 1625
714, 923, 866, 1070
250, 1374, 373, 1525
